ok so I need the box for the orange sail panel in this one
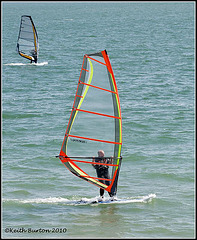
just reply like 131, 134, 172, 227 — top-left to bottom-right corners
59, 50, 122, 196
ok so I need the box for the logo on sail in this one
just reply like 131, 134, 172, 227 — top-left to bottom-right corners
70, 138, 87, 144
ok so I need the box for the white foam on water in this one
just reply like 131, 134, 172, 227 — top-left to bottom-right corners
4, 62, 48, 66
3, 194, 156, 206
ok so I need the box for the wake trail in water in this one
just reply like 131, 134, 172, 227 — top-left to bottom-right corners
3, 194, 156, 206
4, 62, 48, 66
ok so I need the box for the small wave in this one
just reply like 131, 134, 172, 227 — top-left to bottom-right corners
4, 63, 27, 66
64, 18, 73, 21
35, 61, 48, 66
3, 197, 70, 206
21, 197, 69, 204
131, 193, 157, 203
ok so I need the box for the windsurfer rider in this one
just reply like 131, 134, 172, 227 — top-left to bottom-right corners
92, 150, 114, 201
30, 50, 37, 63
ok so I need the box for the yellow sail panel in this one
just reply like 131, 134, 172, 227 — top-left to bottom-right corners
19, 52, 33, 61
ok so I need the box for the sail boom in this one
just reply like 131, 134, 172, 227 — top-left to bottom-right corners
57, 155, 122, 159
60, 158, 119, 167
80, 176, 113, 181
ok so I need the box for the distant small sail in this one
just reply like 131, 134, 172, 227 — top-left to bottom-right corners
16, 15, 39, 63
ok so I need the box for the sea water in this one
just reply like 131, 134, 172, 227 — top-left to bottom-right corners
2, 2, 195, 239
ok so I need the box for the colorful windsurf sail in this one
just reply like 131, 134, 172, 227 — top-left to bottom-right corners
16, 15, 39, 63
58, 50, 122, 196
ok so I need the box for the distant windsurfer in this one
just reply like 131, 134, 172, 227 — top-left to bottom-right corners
17, 16, 39, 63
92, 150, 114, 201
